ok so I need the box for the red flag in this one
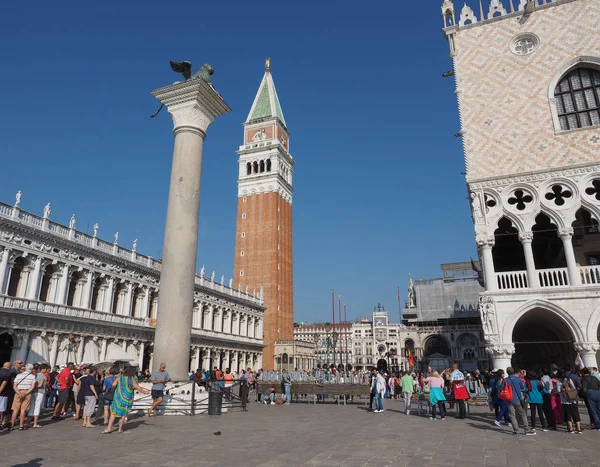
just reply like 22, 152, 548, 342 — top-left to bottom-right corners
407, 347, 415, 367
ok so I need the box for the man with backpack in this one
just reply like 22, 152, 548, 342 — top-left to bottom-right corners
500, 367, 536, 435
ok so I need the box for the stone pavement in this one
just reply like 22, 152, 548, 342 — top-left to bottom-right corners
1, 400, 598, 467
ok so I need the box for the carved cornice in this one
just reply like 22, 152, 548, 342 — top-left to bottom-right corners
469, 163, 600, 190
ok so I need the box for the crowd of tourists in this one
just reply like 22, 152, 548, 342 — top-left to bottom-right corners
366, 363, 600, 435
0, 359, 177, 433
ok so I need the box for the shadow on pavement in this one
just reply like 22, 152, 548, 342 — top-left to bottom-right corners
12, 458, 43, 467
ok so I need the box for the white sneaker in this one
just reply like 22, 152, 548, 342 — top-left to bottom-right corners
406, 410, 410, 415
263, 400, 267, 404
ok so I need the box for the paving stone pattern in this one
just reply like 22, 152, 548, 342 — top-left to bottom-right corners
1, 401, 598, 467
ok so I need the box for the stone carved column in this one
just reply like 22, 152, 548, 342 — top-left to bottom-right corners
100, 338, 108, 362
56, 264, 70, 305
203, 348, 211, 371
26, 255, 43, 300
0, 247, 10, 294
125, 282, 134, 316
486, 344, 514, 372
574, 342, 600, 368
82, 271, 94, 309
257, 353, 263, 370
143, 287, 151, 318
76, 337, 85, 364
476, 235, 496, 291
558, 227, 580, 286
49, 333, 60, 368
15, 331, 31, 363
103, 277, 115, 314
139, 342, 145, 370
518, 232, 538, 288
151, 76, 231, 380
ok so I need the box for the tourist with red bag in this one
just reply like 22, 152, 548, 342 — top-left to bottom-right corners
450, 364, 469, 418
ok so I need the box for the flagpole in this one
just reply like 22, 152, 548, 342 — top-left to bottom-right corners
338, 294, 343, 366
331, 289, 336, 369
343, 302, 348, 371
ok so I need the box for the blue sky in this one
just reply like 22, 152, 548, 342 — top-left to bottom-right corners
0, 0, 476, 323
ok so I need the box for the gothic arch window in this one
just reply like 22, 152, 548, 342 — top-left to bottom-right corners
463, 348, 475, 360
554, 67, 600, 131
253, 161, 259, 174
259, 160, 265, 173
246, 162, 251, 176
266, 159, 272, 172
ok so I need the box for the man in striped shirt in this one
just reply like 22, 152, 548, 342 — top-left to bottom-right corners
11, 364, 36, 431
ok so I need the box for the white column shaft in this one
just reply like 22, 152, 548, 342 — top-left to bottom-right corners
560, 232, 580, 286
0, 248, 10, 294
27, 257, 42, 300
57, 265, 70, 305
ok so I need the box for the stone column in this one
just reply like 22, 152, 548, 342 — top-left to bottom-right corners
518, 232, 538, 288
151, 76, 231, 380
103, 277, 114, 314
139, 342, 145, 369
82, 271, 94, 309
476, 235, 496, 291
193, 346, 201, 371
76, 337, 85, 364
558, 228, 580, 286
16, 331, 31, 363
257, 353, 262, 370
223, 350, 230, 370
49, 333, 60, 368
206, 306, 214, 331
240, 315, 247, 337
143, 287, 151, 318
575, 342, 600, 368
203, 348, 211, 371
26, 256, 43, 300
56, 264, 70, 305
100, 338, 108, 361
0, 247, 10, 294
487, 344, 514, 372
213, 309, 221, 333
125, 282, 134, 316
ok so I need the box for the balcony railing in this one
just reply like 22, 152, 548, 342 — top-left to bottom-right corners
495, 271, 528, 290
538, 267, 569, 287
0, 294, 148, 327
491, 266, 600, 290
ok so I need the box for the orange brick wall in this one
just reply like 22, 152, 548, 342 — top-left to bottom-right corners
234, 192, 294, 370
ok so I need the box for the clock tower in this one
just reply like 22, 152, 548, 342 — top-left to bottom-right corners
234, 60, 294, 370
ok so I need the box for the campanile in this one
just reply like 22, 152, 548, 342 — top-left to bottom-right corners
234, 59, 294, 370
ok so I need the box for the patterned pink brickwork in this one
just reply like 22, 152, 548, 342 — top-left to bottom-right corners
453, 0, 600, 181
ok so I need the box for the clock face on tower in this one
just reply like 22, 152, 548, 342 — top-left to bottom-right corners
374, 317, 387, 326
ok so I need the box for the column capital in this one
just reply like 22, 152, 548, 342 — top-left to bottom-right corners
518, 231, 534, 244
485, 344, 515, 358
558, 227, 574, 239
475, 235, 495, 248
574, 342, 600, 355
151, 78, 231, 137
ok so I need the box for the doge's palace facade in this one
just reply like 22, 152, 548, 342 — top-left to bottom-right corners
442, 0, 600, 370
0, 197, 265, 373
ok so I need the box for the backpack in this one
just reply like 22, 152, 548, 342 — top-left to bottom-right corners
562, 379, 578, 402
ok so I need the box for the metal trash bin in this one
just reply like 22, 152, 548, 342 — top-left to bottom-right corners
208, 390, 223, 416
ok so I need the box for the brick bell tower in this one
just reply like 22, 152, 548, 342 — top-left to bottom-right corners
234, 59, 294, 370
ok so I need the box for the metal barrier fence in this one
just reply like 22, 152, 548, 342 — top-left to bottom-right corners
259, 370, 370, 384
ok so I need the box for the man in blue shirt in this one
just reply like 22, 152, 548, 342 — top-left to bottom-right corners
500, 368, 536, 436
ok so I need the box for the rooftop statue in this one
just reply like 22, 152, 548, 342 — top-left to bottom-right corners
150, 60, 215, 118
